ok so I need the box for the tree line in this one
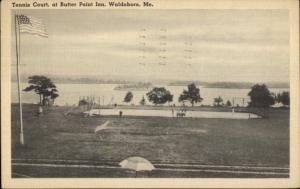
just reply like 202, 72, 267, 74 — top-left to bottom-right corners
124, 83, 289, 107
23, 75, 289, 108
123, 83, 203, 106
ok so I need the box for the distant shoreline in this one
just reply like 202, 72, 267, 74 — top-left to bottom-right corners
168, 81, 289, 89
12, 81, 290, 90
12, 80, 289, 90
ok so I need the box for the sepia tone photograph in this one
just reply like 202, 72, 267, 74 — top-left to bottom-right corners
1, 0, 300, 188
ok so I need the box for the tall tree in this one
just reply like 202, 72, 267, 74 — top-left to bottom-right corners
214, 96, 223, 106
146, 87, 173, 105
225, 100, 232, 107
23, 75, 59, 105
178, 83, 203, 106
123, 91, 133, 103
276, 91, 290, 106
248, 84, 275, 107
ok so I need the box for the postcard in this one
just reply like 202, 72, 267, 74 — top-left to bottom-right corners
1, 0, 299, 188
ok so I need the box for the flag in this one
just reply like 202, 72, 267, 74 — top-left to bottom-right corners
16, 15, 48, 38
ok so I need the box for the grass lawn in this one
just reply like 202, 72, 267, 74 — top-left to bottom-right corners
11, 104, 289, 177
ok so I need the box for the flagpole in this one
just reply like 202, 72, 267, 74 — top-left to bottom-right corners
15, 15, 24, 145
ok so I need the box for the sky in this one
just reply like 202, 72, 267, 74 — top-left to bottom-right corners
11, 9, 290, 82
